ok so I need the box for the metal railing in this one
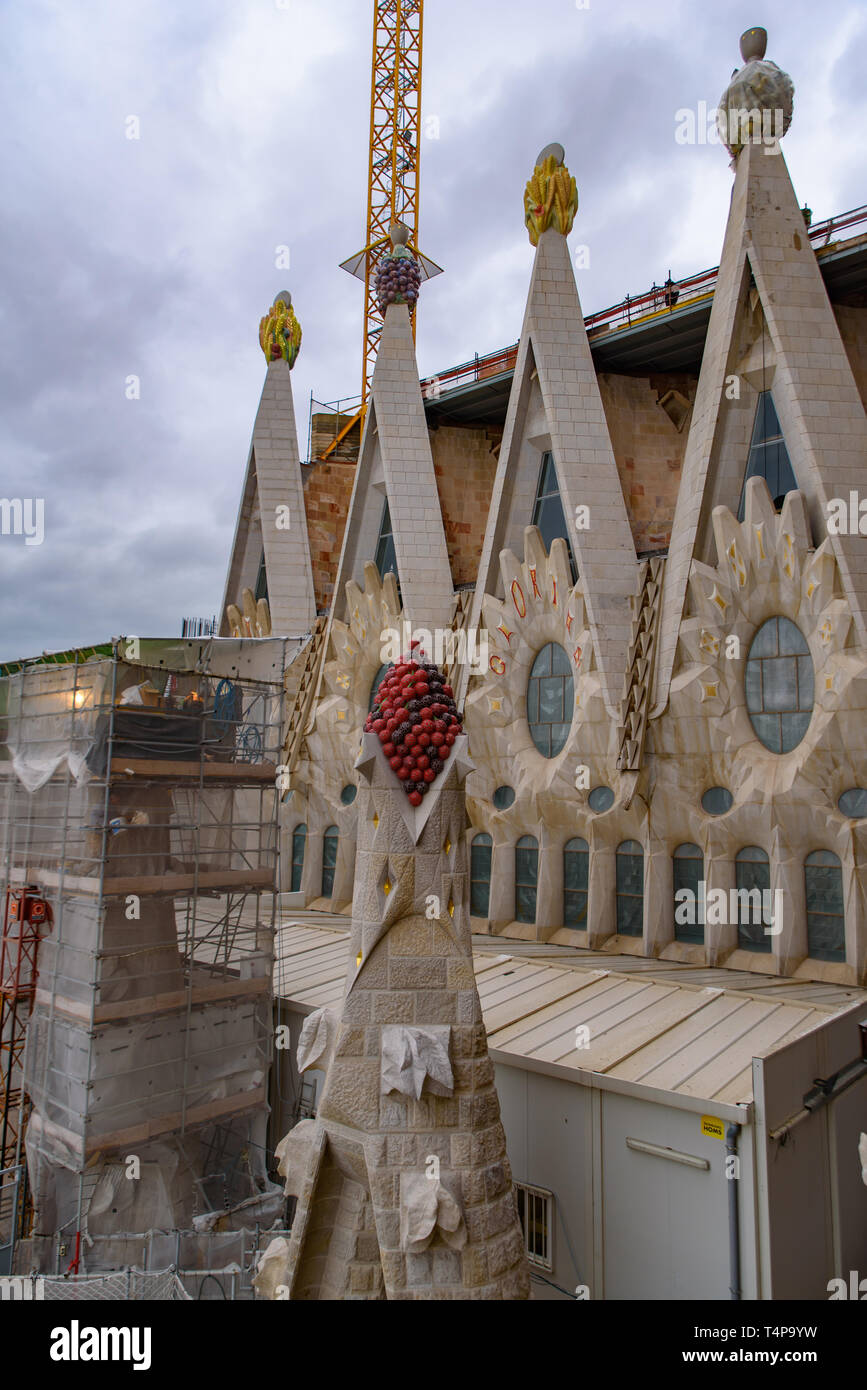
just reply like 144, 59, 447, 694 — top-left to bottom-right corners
180, 617, 217, 638
309, 204, 867, 434
416, 203, 867, 391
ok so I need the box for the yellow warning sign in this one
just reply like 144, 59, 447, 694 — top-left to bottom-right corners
701, 1114, 725, 1141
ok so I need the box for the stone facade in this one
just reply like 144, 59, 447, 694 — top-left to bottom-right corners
301, 459, 356, 614
221, 310, 317, 638
228, 42, 867, 989
430, 425, 501, 587
271, 732, 530, 1300
598, 371, 696, 553
835, 303, 867, 412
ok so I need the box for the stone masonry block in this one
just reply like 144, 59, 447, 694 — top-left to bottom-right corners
388, 956, 448, 990
461, 1246, 489, 1288
451, 1134, 472, 1168
432, 1248, 462, 1286
446, 958, 476, 989
414, 989, 458, 1024
372, 991, 415, 1023
406, 1252, 433, 1287
387, 919, 434, 956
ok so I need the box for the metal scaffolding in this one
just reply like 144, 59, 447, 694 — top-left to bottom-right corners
0, 637, 288, 1275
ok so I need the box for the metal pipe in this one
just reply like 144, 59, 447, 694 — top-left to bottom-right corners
769, 1056, 867, 1142
725, 1122, 741, 1302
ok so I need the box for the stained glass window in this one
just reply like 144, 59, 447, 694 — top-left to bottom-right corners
322, 825, 339, 898
673, 843, 703, 944
515, 835, 539, 924
564, 837, 589, 928
291, 824, 306, 893
735, 846, 771, 952
470, 833, 492, 917
375, 499, 398, 583
737, 391, 797, 518
745, 617, 813, 753
616, 840, 643, 936
527, 644, 573, 757
533, 453, 577, 583
804, 850, 845, 962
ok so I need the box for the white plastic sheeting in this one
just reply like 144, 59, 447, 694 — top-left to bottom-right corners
9, 749, 90, 795
3, 664, 108, 793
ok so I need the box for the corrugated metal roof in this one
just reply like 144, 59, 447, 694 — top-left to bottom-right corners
274, 914, 864, 1113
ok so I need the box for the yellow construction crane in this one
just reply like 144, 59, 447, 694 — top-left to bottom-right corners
324, 0, 440, 459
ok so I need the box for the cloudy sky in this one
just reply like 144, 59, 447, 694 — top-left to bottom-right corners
1, 0, 864, 662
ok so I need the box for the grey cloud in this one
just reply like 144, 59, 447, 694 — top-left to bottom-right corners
0, 0, 862, 662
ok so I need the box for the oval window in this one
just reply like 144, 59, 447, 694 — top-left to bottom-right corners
526, 644, 573, 758
838, 788, 867, 819
340, 784, 357, 806
701, 786, 733, 815
745, 617, 813, 753
493, 785, 515, 810
588, 786, 614, 813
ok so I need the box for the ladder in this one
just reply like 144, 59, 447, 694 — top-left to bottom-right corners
441, 588, 474, 706
282, 617, 329, 774
616, 557, 665, 777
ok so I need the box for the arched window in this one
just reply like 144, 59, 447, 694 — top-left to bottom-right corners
804, 850, 845, 962
527, 644, 573, 758
737, 391, 797, 519
532, 452, 577, 583
616, 840, 643, 937
515, 836, 539, 924
322, 826, 339, 898
369, 663, 391, 712
745, 617, 813, 754
563, 838, 589, 928
291, 824, 306, 893
673, 843, 703, 944
735, 847, 771, 952
470, 833, 492, 917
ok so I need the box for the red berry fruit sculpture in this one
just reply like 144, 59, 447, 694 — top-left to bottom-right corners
363, 653, 463, 802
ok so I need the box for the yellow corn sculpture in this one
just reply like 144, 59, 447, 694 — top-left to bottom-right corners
524, 154, 578, 246
259, 297, 302, 367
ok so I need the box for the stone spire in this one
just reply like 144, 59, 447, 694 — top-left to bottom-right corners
653, 30, 867, 713
469, 143, 637, 717
221, 291, 316, 638
275, 657, 530, 1300
331, 228, 454, 638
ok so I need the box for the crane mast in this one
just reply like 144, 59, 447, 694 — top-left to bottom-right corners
340, 0, 440, 421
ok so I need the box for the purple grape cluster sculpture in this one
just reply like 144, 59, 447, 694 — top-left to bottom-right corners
375, 250, 422, 313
